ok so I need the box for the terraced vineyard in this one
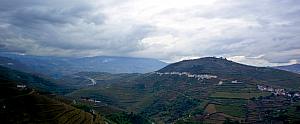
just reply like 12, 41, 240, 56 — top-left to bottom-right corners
0, 88, 106, 124
0, 66, 106, 124
211, 81, 271, 99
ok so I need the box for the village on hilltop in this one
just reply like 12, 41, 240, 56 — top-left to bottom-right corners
257, 85, 300, 98
155, 71, 218, 80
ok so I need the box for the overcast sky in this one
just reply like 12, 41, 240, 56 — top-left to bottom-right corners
0, 0, 300, 66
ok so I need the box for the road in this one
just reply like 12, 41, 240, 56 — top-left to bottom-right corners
87, 77, 97, 86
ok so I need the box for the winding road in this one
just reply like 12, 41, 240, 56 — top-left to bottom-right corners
87, 77, 96, 86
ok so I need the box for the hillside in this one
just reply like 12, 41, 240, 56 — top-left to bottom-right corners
159, 57, 300, 89
0, 66, 66, 93
0, 56, 30, 72
0, 66, 154, 124
275, 64, 300, 74
0, 66, 106, 124
56, 72, 142, 89
0, 53, 167, 78
68, 57, 300, 123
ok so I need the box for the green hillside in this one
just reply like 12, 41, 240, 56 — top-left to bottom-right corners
68, 57, 300, 123
0, 66, 153, 124
57, 72, 142, 89
0, 79, 106, 124
0, 66, 68, 94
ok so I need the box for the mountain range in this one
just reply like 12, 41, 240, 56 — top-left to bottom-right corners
274, 64, 300, 74
0, 53, 167, 78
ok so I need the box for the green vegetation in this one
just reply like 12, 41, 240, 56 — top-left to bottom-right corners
0, 66, 106, 124
286, 101, 300, 123
0, 66, 72, 94
210, 92, 271, 99
223, 118, 240, 124
105, 112, 152, 124
72, 103, 93, 112
67, 65, 300, 123
159, 57, 300, 90
0, 88, 106, 124
215, 105, 246, 118
175, 120, 203, 124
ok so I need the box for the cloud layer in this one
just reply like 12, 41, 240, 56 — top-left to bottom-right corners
0, 0, 300, 66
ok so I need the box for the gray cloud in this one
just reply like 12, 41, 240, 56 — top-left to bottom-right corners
0, 0, 155, 57
0, 0, 299, 66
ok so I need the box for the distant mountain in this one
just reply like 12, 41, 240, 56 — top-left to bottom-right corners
68, 57, 300, 123
0, 56, 30, 72
0, 53, 167, 78
0, 66, 64, 93
274, 64, 300, 74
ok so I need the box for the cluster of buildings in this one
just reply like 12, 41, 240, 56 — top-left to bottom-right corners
155, 71, 218, 80
257, 85, 300, 97
16, 84, 26, 89
231, 80, 243, 83
80, 97, 101, 103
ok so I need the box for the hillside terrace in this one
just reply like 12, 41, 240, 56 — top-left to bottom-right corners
246, 96, 291, 123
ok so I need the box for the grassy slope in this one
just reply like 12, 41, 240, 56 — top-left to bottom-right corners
68, 73, 217, 123
0, 81, 106, 124
0, 66, 67, 94
0, 66, 106, 124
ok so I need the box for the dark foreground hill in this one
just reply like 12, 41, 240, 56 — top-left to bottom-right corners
275, 64, 300, 74
68, 57, 300, 123
0, 66, 106, 124
0, 53, 167, 77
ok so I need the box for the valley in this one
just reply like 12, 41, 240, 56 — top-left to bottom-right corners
1, 57, 300, 124
60, 57, 300, 123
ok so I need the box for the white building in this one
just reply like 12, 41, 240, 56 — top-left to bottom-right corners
17, 84, 26, 88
